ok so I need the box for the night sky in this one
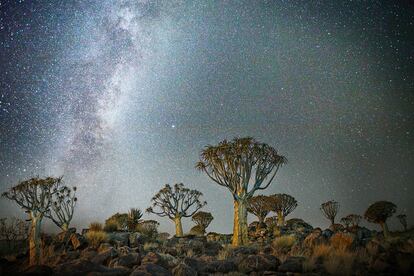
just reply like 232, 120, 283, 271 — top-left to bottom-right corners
1, 0, 413, 234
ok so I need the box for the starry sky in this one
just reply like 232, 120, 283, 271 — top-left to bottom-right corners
1, 0, 413, 234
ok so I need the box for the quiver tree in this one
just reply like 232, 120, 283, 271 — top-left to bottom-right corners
247, 195, 271, 228
364, 201, 396, 239
191, 211, 214, 235
146, 183, 206, 237
127, 208, 143, 231
346, 214, 362, 228
340, 216, 351, 229
267, 194, 298, 226
396, 214, 407, 231
2, 177, 62, 265
196, 137, 286, 246
320, 200, 340, 227
45, 186, 77, 231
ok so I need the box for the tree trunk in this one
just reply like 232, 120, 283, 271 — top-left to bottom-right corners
232, 199, 248, 246
61, 223, 69, 232
277, 211, 284, 226
330, 218, 335, 227
29, 214, 42, 266
174, 217, 183, 237
381, 222, 390, 239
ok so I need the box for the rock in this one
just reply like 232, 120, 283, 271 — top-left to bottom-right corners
278, 256, 305, 273
204, 260, 237, 273
92, 247, 119, 265
71, 233, 88, 250
321, 229, 333, 239
88, 266, 131, 276
54, 259, 108, 275
109, 253, 141, 268
355, 227, 372, 245
303, 229, 323, 247
159, 254, 179, 269
55, 228, 77, 244
182, 257, 205, 272
108, 232, 130, 247
129, 232, 144, 247
118, 246, 133, 256
141, 252, 166, 267
172, 263, 197, 276
233, 246, 258, 256
237, 254, 280, 273
80, 248, 98, 260
130, 263, 172, 276
98, 243, 113, 253
22, 265, 53, 276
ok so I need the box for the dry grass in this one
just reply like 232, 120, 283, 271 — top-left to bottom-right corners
330, 233, 354, 251
103, 221, 118, 232
89, 222, 103, 232
323, 249, 356, 275
272, 235, 297, 254
143, 242, 159, 251
85, 230, 108, 248
217, 244, 234, 260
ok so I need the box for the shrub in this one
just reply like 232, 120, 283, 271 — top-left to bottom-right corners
89, 222, 103, 232
85, 230, 108, 248
330, 233, 354, 251
103, 221, 118, 232
323, 250, 356, 276
272, 235, 297, 254
136, 220, 159, 240
217, 244, 233, 260
105, 213, 128, 231
157, 232, 170, 241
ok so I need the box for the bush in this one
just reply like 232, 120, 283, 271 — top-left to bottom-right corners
103, 221, 118, 232
89, 222, 103, 232
218, 244, 234, 260
272, 235, 297, 254
85, 230, 108, 248
136, 220, 159, 240
330, 233, 354, 251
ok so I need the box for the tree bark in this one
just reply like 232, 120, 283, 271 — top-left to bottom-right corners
174, 217, 183, 237
381, 222, 390, 239
232, 199, 249, 246
29, 214, 42, 266
61, 223, 69, 232
277, 211, 284, 226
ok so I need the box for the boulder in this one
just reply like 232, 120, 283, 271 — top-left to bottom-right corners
70, 233, 88, 250
172, 263, 197, 276
203, 260, 237, 273
109, 253, 141, 268
23, 265, 53, 276
54, 259, 108, 275
182, 257, 205, 272
92, 247, 118, 265
142, 252, 167, 268
233, 246, 258, 256
237, 254, 280, 273
321, 229, 333, 239
108, 232, 130, 247
130, 263, 172, 276
278, 256, 305, 273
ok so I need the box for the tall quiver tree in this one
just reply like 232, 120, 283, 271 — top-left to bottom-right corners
267, 194, 298, 226
247, 195, 271, 228
192, 211, 214, 235
2, 177, 62, 265
364, 201, 396, 239
196, 137, 286, 246
45, 185, 77, 231
396, 214, 407, 231
147, 183, 206, 237
320, 200, 340, 227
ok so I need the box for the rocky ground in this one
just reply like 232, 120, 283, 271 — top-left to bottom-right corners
1, 219, 413, 275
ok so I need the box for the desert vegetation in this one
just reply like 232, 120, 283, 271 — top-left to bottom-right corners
0, 137, 413, 275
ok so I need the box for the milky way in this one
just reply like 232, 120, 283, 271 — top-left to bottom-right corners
1, 0, 413, 233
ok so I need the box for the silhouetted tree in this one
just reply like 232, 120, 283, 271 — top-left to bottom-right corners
2, 177, 62, 265
267, 194, 298, 226
320, 200, 340, 227
191, 211, 214, 235
146, 183, 206, 237
396, 214, 407, 232
247, 195, 271, 228
347, 214, 362, 228
127, 208, 143, 231
364, 201, 396, 239
340, 216, 352, 229
0, 217, 29, 251
196, 137, 286, 246
45, 186, 77, 231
